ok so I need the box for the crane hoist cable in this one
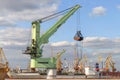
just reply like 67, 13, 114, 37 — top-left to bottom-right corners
27, 29, 32, 46
73, 9, 84, 72
73, 8, 84, 41
74, 8, 84, 61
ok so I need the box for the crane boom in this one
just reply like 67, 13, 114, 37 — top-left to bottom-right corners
39, 5, 80, 44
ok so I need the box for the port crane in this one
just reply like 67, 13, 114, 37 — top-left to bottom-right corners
79, 54, 88, 73
24, 4, 80, 71
0, 48, 9, 79
105, 55, 116, 72
56, 49, 66, 74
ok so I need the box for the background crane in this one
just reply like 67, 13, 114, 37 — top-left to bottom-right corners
0, 48, 9, 80
79, 54, 88, 74
105, 55, 116, 72
56, 49, 66, 74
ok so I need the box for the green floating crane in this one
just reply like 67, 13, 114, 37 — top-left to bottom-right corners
24, 4, 80, 71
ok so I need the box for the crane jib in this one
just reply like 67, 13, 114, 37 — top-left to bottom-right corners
39, 4, 80, 45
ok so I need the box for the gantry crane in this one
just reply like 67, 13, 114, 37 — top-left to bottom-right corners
105, 55, 116, 72
24, 4, 80, 71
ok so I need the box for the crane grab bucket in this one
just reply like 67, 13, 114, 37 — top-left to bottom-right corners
74, 31, 83, 41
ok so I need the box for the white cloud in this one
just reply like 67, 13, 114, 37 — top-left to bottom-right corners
83, 37, 118, 49
117, 5, 120, 9
51, 41, 75, 46
0, 0, 60, 26
0, 27, 30, 49
89, 6, 106, 16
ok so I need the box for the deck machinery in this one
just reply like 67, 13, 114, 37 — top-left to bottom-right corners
24, 4, 80, 73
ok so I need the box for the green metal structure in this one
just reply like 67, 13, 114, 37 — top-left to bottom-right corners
24, 4, 80, 69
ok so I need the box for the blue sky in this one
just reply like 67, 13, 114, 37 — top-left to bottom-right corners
45, 0, 120, 42
0, 0, 120, 71
79, 0, 119, 37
